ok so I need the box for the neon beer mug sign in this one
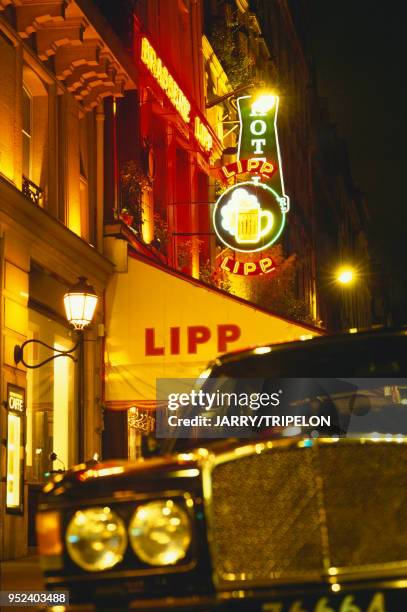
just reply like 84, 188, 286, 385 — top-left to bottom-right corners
221, 187, 273, 244
213, 93, 289, 254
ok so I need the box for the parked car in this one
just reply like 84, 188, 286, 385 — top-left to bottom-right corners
36, 328, 407, 610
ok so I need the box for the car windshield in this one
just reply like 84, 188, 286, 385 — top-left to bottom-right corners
164, 377, 407, 452
144, 334, 407, 456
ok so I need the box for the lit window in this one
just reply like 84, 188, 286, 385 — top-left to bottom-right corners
22, 87, 32, 179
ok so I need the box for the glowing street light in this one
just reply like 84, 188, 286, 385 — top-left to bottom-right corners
64, 277, 98, 330
14, 277, 98, 369
336, 267, 356, 285
251, 93, 277, 115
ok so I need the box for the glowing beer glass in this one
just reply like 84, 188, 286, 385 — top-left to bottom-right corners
235, 199, 273, 244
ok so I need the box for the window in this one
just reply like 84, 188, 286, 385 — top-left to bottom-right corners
22, 87, 32, 179
26, 309, 77, 482
22, 67, 49, 207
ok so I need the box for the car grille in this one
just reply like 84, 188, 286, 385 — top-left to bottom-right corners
207, 440, 407, 588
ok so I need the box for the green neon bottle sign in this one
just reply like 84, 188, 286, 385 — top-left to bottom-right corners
213, 93, 289, 254
237, 93, 289, 213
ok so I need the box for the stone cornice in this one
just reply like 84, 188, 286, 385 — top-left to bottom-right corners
0, 175, 115, 289
0, 0, 138, 111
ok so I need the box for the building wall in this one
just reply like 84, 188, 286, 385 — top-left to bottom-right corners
310, 93, 372, 330
109, 0, 220, 278
0, 0, 132, 560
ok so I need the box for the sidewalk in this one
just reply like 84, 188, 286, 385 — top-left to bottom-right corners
1, 554, 44, 590
1, 555, 44, 610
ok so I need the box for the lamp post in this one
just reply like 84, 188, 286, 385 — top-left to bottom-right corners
14, 277, 98, 369
334, 265, 358, 330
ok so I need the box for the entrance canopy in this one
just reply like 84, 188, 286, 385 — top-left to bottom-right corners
105, 254, 322, 409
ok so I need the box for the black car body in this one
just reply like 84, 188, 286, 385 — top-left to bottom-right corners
36, 329, 407, 610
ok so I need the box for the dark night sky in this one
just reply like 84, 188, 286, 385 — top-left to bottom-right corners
306, 1, 407, 323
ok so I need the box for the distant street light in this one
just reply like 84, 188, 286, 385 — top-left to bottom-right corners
336, 266, 356, 285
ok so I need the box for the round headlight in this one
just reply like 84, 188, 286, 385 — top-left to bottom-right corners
66, 507, 127, 571
129, 500, 191, 566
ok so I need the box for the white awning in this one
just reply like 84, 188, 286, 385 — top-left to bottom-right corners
104, 254, 322, 408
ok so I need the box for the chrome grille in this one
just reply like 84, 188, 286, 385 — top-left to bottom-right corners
321, 444, 407, 568
207, 441, 407, 587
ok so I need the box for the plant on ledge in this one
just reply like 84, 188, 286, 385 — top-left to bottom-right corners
152, 212, 169, 254
200, 258, 232, 293
177, 239, 204, 274
120, 160, 151, 235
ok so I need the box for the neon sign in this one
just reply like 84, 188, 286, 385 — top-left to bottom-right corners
219, 158, 277, 182
237, 94, 289, 212
213, 181, 285, 253
220, 255, 276, 276
213, 93, 289, 258
6, 384, 25, 514
141, 37, 191, 123
194, 117, 213, 152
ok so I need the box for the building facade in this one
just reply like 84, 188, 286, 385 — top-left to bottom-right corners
96, 0, 372, 332
0, 0, 136, 560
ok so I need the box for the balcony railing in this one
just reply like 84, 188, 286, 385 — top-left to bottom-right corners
22, 176, 43, 207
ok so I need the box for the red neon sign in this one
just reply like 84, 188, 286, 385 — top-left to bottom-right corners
219, 158, 277, 182
219, 255, 276, 276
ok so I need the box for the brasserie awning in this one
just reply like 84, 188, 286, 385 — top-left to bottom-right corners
104, 253, 322, 409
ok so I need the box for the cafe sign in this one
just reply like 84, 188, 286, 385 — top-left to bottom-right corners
213, 93, 289, 263
6, 384, 25, 514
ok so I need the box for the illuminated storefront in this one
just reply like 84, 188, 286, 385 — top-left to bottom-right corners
25, 309, 77, 483
103, 252, 321, 460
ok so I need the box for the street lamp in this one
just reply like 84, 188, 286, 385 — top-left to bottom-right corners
336, 266, 356, 286
251, 93, 277, 115
63, 276, 98, 330
14, 277, 98, 369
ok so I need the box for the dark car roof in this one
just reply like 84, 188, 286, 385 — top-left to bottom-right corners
217, 327, 405, 363
207, 327, 407, 378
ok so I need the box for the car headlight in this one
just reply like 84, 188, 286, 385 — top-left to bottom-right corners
66, 507, 127, 571
129, 500, 192, 566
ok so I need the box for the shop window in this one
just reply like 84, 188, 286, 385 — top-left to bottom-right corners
26, 309, 77, 483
